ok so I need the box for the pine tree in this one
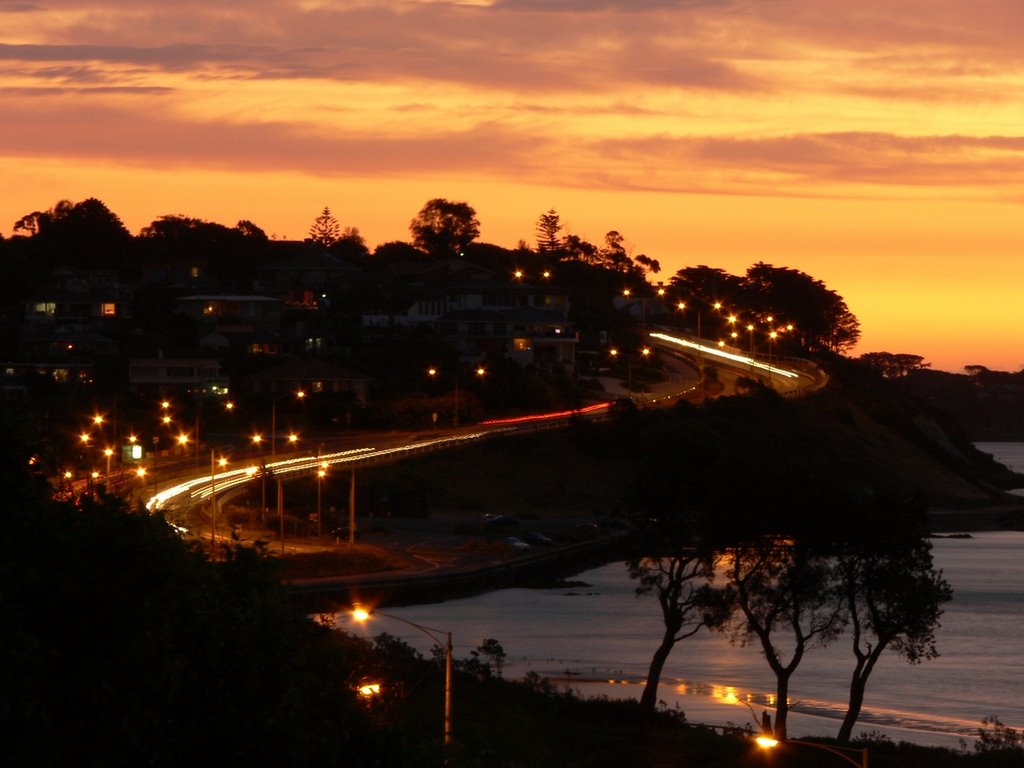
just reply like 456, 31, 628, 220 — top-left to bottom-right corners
535, 209, 563, 254
308, 206, 340, 247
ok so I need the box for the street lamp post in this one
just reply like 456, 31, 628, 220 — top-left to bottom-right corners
623, 287, 648, 325
755, 735, 868, 767
352, 606, 453, 752
150, 436, 159, 496
268, 388, 306, 462
316, 463, 327, 538
609, 347, 649, 400
210, 449, 227, 553
348, 469, 357, 545
430, 366, 464, 428
277, 432, 299, 554
251, 434, 266, 525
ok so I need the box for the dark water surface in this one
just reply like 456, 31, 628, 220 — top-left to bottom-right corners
339, 444, 1024, 748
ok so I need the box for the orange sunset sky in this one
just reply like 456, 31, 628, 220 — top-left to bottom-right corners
3, 1, 1024, 372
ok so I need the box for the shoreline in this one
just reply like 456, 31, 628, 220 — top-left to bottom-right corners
926, 502, 1024, 533
287, 502, 1024, 613
288, 532, 630, 613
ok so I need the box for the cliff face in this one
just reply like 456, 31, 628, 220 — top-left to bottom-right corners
814, 358, 1024, 508
900, 367, 1024, 441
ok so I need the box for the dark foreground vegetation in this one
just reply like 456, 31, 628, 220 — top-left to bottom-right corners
4, 383, 1024, 768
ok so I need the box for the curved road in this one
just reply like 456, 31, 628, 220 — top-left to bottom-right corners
143, 344, 822, 535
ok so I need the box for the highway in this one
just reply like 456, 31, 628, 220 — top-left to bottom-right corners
646, 329, 826, 398
142, 342, 821, 525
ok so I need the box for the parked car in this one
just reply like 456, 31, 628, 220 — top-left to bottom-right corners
503, 536, 531, 551
521, 531, 553, 546
331, 526, 361, 540
483, 514, 520, 531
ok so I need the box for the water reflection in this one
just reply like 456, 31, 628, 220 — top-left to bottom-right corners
338, 531, 1024, 749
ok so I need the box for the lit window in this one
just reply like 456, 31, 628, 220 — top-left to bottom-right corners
101, 303, 116, 316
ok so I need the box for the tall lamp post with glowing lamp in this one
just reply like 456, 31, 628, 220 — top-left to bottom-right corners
269, 389, 305, 463
755, 735, 868, 767
428, 366, 485, 428
277, 432, 299, 554
210, 449, 228, 553
608, 346, 650, 399
352, 605, 453, 753
316, 462, 327, 538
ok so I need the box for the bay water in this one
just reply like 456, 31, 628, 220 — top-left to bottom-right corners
340, 443, 1024, 749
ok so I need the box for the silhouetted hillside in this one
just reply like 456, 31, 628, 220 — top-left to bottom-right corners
899, 367, 1024, 441
368, 359, 1024, 533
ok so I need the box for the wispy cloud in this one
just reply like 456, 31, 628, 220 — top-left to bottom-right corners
4, 2, 1024, 205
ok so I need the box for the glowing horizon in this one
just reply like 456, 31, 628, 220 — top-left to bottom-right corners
4, 1, 1024, 372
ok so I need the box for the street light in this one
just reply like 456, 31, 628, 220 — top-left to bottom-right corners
251, 433, 267, 525
352, 605, 453, 752
277, 432, 300, 553
755, 736, 869, 767
427, 366, 456, 426
268, 388, 306, 462
609, 347, 649, 399
316, 462, 327, 538
622, 287, 648, 324
210, 450, 228, 553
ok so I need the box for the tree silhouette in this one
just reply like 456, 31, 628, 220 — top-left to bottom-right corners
858, 351, 930, 378
836, 532, 951, 742
12, 197, 132, 272
561, 233, 599, 264
308, 206, 341, 247
724, 539, 845, 740
409, 198, 479, 258
743, 262, 860, 353
634, 253, 661, 275
235, 219, 268, 241
629, 550, 727, 718
669, 265, 743, 307
138, 214, 264, 286
535, 209, 563, 254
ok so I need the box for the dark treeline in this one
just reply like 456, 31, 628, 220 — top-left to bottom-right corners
0, 197, 860, 361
